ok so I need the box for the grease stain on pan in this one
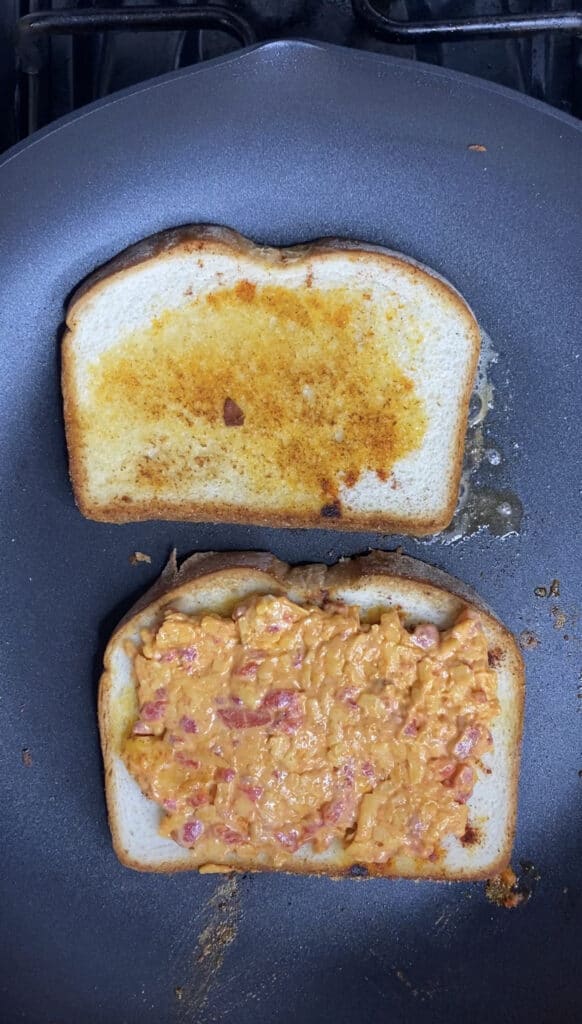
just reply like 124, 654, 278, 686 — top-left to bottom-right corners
174, 875, 241, 1022
420, 328, 523, 545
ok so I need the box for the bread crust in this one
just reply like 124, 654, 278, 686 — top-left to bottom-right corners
99, 550, 524, 879
62, 226, 480, 534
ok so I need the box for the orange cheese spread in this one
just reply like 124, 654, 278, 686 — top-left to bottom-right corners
123, 596, 499, 867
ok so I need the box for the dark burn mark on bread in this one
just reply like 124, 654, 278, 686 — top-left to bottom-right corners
223, 398, 245, 427
460, 824, 481, 846
321, 501, 342, 519
488, 646, 504, 668
348, 863, 368, 877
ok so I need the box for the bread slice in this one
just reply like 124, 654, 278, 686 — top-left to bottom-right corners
99, 550, 524, 879
63, 226, 479, 533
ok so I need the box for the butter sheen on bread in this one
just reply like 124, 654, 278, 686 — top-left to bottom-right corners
62, 227, 479, 533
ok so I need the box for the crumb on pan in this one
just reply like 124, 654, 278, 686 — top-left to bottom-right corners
129, 551, 152, 565
550, 607, 567, 630
468, 143, 487, 152
519, 630, 539, 650
534, 580, 560, 599
485, 862, 539, 908
21, 748, 32, 767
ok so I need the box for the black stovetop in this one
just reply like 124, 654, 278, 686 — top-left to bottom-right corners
3, 1, 582, 153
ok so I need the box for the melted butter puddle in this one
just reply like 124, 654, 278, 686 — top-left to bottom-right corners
438, 486, 524, 544
420, 327, 523, 544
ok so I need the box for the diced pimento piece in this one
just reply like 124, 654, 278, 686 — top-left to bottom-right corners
216, 767, 236, 783
188, 791, 209, 808
274, 828, 302, 852
410, 623, 440, 649
322, 800, 343, 824
452, 764, 475, 804
180, 645, 198, 663
337, 685, 359, 708
235, 661, 260, 678
214, 825, 245, 844
263, 690, 303, 734
140, 700, 167, 721
177, 820, 204, 846
262, 689, 295, 709
217, 705, 272, 729
453, 725, 483, 760
239, 783, 263, 803
173, 751, 200, 768
180, 716, 198, 734
132, 721, 154, 735
432, 758, 456, 781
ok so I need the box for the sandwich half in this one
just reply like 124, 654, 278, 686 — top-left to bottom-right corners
99, 550, 524, 879
63, 226, 480, 533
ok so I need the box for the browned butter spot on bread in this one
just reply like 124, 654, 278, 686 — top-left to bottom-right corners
223, 398, 245, 427
86, 283, 427, 504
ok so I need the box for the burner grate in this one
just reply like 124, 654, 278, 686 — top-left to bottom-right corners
5, 1, 582, 151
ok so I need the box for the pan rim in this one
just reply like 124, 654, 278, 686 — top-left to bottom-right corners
2, 37, 582, 174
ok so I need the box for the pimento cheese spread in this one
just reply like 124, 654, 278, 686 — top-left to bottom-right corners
123, 595, 499, 867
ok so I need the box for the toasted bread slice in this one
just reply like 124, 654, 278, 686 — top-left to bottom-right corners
63, 227, 479, 533
99, 551, 524, 878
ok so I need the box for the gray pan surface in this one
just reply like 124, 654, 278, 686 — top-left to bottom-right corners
1, 40, 581, 1024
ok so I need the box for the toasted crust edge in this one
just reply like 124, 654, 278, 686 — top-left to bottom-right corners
99, 550, 524, 879
62, 225, 480, 535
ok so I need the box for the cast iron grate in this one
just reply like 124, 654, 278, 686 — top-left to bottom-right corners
5, 1, 582, 150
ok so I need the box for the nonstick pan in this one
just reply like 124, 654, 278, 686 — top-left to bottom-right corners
1, 40, 581, 1024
